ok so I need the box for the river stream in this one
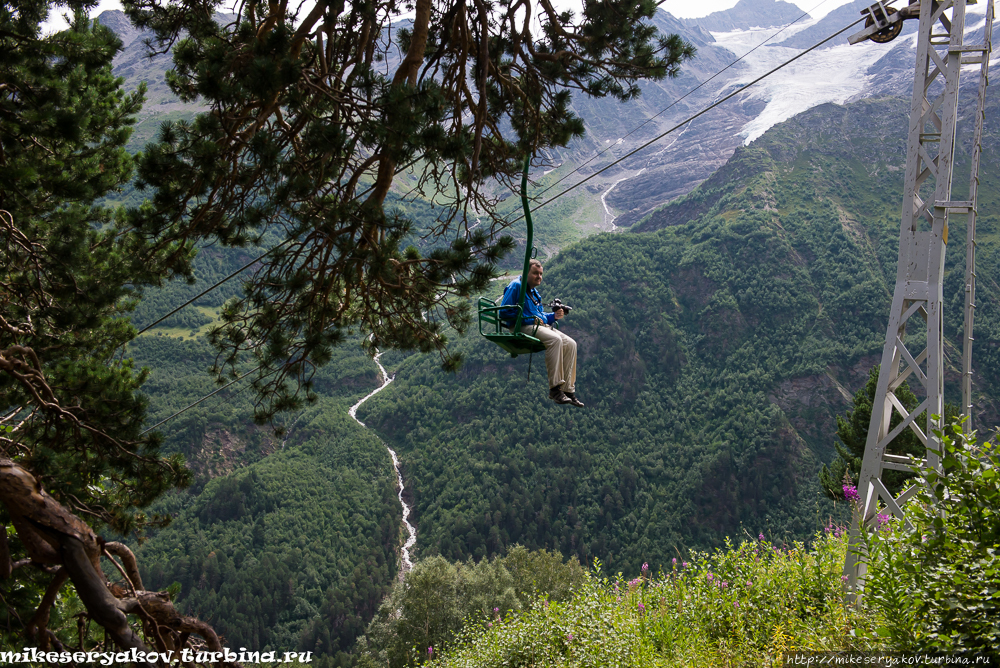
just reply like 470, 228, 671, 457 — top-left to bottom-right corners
348, 352, 416, 574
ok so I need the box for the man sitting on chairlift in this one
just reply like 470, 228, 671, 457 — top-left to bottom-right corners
501, 259, 583, 407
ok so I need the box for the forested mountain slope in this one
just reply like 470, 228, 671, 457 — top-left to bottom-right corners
354, 93, 1000, 579
130, 336, 400, 665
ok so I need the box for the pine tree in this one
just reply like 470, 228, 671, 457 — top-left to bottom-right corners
0, 2, 222, 656
121, 0, 696, 421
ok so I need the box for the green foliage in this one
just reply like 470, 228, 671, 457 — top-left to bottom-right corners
863, 422, 1000, 651
359, 95, 1000, 582
356, 546, 586, 668
434, 531, 883, 666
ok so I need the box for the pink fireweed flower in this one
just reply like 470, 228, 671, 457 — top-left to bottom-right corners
566, 633, 573, 641
876, 513, 892, 527
721, 581, 728, 588
682, 562, 689, 568
747, 580, 753, 587
642, 562, 649, 572
734, 601, 740, 608
672, 558, 677, 565
843, 484, 860, 502
637, 602, 645, 613
758, 533, 765, 541
428, 646, 433, 658
707, 573, 713, 582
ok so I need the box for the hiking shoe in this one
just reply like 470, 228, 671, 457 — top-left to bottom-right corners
549, 387, 572, 404
564, 392, 585, 408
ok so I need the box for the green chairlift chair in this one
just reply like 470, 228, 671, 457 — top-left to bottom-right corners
478, 157, 546, 358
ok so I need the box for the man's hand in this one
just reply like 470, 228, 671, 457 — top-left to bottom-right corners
553, 308, 565, 320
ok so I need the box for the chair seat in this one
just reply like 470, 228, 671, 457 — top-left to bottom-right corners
483, 332, 545, 358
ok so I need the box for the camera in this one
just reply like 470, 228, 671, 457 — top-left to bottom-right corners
547, 298, 573, 315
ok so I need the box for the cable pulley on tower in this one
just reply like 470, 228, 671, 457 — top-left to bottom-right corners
850, 0, 926, 43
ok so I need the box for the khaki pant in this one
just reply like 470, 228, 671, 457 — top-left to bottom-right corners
531, 323, 577, 393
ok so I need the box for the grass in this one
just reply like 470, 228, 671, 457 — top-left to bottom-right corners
434, 528, 885, 667
140, 305, 222, 341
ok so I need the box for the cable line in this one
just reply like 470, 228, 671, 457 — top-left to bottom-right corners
523, 10, 871, 220
136, 240, 292, 335
140, 363, 275, 435
135, 0, 845, 333
134, 159, 420, 336
537, 0, 833, 198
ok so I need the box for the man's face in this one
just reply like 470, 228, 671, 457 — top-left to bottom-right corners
527, 264, 543, 288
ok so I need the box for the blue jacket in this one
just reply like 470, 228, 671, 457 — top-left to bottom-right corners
500, 278, 555, 328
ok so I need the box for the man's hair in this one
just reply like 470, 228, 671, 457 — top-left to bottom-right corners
529, 258, 542, 270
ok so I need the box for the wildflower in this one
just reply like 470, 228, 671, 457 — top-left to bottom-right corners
843, 484, 860, 502
841, 575, 850, 583
629, 577, 640, 589
428, 646, 433, 659
672, 558, 677, 565
734, 601, 740, 608
758, 533, 765, 541
494, 607, 499, 613
642, 562, 649, 572
682, 561, 689, 568
707, 573, 713, 582
877, 513, 892, 527
488, 622, 492, 627
567, 633, 573, 641
747, 580, 752, 587
637, 602, 645, 613
721, 581, 728, 588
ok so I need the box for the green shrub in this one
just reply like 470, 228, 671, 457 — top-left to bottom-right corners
356, 546, 586, 668
434, 531, 883, 667
863, 422, 1000, 651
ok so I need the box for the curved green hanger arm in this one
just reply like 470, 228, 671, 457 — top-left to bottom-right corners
515, 155, 533, 334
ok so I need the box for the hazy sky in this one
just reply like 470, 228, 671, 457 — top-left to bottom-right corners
43, 0, 859, 33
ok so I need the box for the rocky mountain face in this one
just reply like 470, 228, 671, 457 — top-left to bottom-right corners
681, 0, 805, 32
546, 1, 987, 231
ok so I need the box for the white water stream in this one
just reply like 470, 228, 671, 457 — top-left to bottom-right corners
601, 168, 645, 231
348, 351, 416, 574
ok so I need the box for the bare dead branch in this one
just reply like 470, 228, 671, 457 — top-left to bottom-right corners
103, 542, 144, 591
0, 460, 231, 660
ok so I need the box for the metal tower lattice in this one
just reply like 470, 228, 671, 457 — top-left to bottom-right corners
844, 0, 993, 589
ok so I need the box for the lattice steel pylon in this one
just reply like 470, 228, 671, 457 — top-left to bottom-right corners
843, 0, 993, 591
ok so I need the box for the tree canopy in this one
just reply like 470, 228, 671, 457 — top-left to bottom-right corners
122, 0, 695, 421
0, 2, 185, 537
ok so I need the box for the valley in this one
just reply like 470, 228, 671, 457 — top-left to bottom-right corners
4, 0, 998, 663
